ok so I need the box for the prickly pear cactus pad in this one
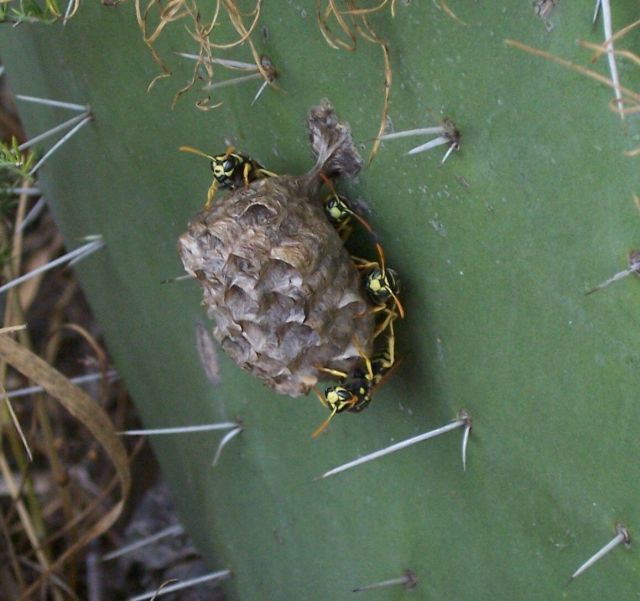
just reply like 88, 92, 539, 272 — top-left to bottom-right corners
2, 1, 640, 600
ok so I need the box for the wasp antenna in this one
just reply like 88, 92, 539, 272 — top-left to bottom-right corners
389, 288, 405, 319
178, 145, 216, 160
313, 386, 328, 407
351, 210, 375, 235
374, 241, 387, 273
319, 172, 337, 192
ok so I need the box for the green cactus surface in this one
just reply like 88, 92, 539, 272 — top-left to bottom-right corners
2, 1, 640, 599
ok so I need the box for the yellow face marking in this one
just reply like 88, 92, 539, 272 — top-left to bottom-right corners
368, 277, 383, 293
328, 205, 343, 220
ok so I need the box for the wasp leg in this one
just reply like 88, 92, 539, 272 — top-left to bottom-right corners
312, 407, 338, 438
336, 221, 353, 242
256, 167, 278, 179
378, 316, 396, 369
370, 241, 405, 319
317, 366, 349, 379
387, 284, 405, 319
351, 255, 378, 271
205, 180, 219, 210
242, 161, 253, 187
373, 307, 397, 339
350, 336, 374, 382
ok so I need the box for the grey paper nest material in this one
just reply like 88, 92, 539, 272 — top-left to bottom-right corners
307, 98, 363, 180
178, 103, 374, 397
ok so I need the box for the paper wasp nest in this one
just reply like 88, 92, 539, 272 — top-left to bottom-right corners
178, 101, 374, 397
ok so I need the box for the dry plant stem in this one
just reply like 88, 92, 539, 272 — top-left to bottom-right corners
224, 1, 276, 94
343, 0, 390, 16
596, 17, 640, 48
39, 320, 117, 591
2, 382, 32, 461
509, 26, 640, 153
362, 18, 391, 164
581, 41, 640, 69
0, 454, 62, 601
438, 0, 467, 26
505, 39, 640, 105
136, 0, 271, 107
579, 37, 640, 117
38, 439, 142, 554
0, 510, 27, 592
316, 0, 356, 51
38, 332, 96, 590
212, 0, 262, 50
48, 323, 112, 401
0, 324, 27, 335
173, 2, 222, 109
134, 0, 190, 88
17, 557, 80, 601
0, 335, 131, 599
0, 188, 60, 596
314, 2, 391, 163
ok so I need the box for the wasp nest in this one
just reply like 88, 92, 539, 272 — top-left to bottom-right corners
178, 101, 374, 397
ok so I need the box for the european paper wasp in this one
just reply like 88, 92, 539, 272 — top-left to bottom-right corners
179, 145, 276, 209
313, 314, 398, 437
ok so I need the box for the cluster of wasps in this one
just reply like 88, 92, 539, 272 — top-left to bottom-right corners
314, 176, 404, 436
180, 145, 404, 436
